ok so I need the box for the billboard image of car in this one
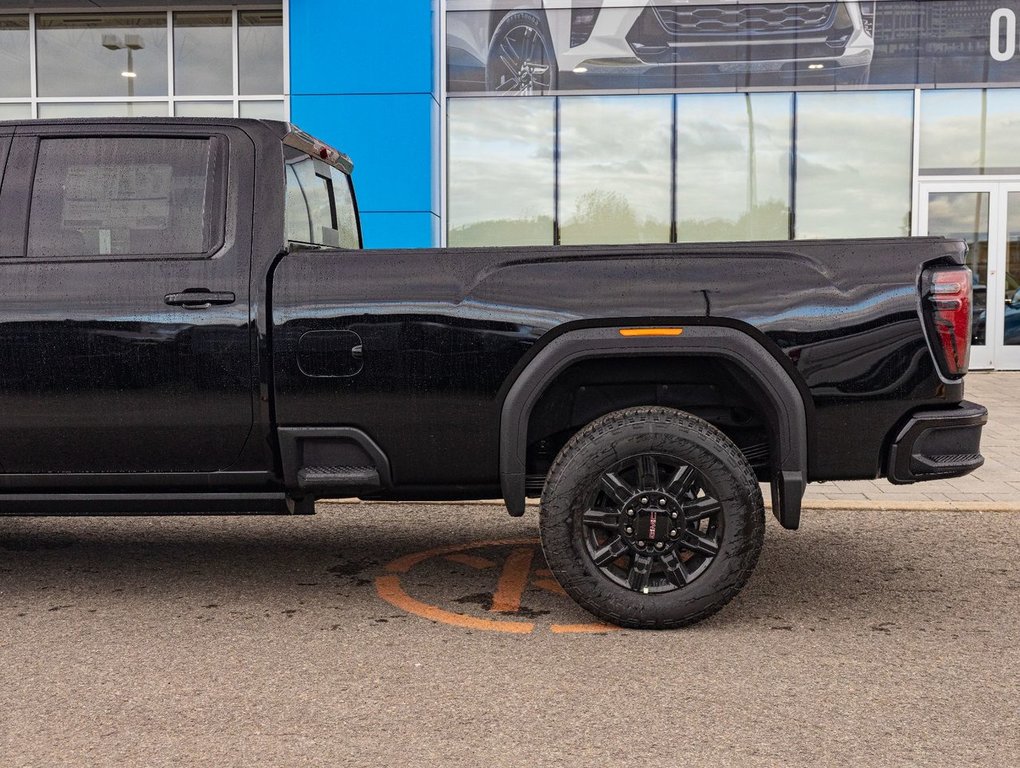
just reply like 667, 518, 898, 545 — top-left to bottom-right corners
446, 0, 1020, 94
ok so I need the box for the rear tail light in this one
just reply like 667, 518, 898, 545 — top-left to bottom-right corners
923, 267, 972, 378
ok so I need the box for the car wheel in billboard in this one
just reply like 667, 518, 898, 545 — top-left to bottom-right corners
485, 11, 558, 95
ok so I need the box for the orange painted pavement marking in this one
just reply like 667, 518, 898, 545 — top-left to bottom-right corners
444, 553, 497, 570
489, 546, 536, 614
375, 574, 535, 634
376, 537, 620, 634
551, 623, 619, 634
383, 537, 540, 574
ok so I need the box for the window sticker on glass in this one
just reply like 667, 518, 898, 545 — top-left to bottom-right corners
61, 165, 173, 230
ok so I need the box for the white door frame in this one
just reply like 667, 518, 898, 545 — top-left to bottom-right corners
917, 179, 1020, 371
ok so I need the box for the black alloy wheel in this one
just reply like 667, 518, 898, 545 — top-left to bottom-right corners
582, 454, 724, 595
540, 406, 765, 629
485, 11, 558, 95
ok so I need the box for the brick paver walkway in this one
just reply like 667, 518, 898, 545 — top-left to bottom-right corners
803, 372, 1019, 505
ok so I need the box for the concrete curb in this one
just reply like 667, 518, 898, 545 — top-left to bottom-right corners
790, 499, 1020, 513
322, 498, 1020, 513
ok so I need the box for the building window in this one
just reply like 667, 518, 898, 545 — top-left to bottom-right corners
559, 95, 672, 245
794, 91, 914, 239
920, 89, 1020, 175
239, 11, 285, 96
37, 14, 169, 99
0, 16, 30, 99
0, 103, 31, 120
446, 90, 913, 246
0, 7, 285, 121
37, 102, 169, 119
174, 12, 233, 97
676, 93, 792, 243
447, 98, 555, 247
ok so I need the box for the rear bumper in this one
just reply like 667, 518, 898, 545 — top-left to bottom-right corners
887, 401, 988, 484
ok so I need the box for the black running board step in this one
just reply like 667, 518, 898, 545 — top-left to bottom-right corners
0, 492, 304, 516
297, 465, 380, 490
913, 453, 985, 475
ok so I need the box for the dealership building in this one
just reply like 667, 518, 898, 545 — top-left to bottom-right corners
1, 0, 1020, 368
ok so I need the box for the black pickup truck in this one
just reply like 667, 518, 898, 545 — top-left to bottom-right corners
0, 118, 987, 628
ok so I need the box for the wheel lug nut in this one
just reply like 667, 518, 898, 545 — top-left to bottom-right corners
658, 498, 666, 506
625, 526, 634, 535
640, 497, 648, 505
670, 511, 678, 519
670, 529, 678, 537
627, 509, 635, 517
637, 541, 646, 548
655, 542, 665, 550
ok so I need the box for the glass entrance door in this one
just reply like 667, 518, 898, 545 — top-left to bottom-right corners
1004, 190, 1020, 368
919, 182, 1020, 370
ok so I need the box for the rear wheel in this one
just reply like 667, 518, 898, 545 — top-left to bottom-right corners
539, 406, 765, 629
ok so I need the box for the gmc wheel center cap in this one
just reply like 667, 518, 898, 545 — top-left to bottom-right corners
623, 494, 679, 543
640, 507, 667, 542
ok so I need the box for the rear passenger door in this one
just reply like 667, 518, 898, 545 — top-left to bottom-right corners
0, 124, 254, 475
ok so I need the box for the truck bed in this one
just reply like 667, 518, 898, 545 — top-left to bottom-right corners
270, 236, 967, 492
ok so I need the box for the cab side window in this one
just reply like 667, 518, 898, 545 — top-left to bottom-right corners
26, 136, 222, 260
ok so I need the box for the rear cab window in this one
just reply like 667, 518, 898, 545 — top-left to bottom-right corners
283, 131, 360, 250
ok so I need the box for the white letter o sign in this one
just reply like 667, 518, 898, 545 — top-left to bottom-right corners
991, 8, 1017, 62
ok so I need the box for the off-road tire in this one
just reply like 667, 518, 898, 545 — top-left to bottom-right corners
540, 406, 765, 629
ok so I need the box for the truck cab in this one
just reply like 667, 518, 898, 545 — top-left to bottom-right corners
0, 118, 355, 512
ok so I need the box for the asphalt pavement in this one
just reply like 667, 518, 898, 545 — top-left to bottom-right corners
2, 503, 1018, 767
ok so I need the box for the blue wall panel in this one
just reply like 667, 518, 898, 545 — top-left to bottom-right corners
290, 94, 434, 214
290, 2, 434, 95
290, 0, 439, 248
360, 212, 440, 250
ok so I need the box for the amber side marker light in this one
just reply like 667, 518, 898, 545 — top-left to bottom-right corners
618, 328, 684, 337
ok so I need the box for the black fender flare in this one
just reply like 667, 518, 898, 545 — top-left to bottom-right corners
499, 325, 808, 529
